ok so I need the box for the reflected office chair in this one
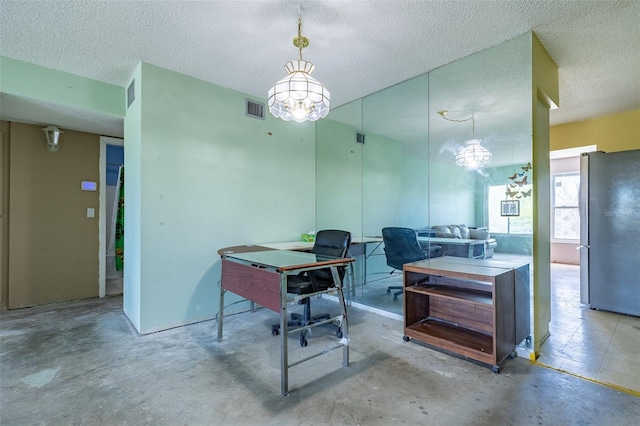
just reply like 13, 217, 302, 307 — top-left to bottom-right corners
271, 229, 352, 346
381, 227, 442, 300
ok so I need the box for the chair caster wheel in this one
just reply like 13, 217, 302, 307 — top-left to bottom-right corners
299, 335, 308, 347
509, 350, 517, 359
271, 325, 280, 336
492, 365, 500, 374
403, 335, 410, 342
526, 335, 532, 344
387, 288, 391, 294
336, 328, 343, 338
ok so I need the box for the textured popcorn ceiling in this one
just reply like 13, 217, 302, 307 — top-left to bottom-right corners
1, 0, 639, 138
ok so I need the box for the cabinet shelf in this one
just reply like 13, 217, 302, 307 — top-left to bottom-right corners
406, 319, 494, 364
406, 285, 492, 306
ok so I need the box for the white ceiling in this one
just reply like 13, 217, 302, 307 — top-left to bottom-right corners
1, 0, 639, 139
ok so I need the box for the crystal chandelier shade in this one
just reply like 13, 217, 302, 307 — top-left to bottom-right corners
268, 7, 330, 122
455, 138, 493, 169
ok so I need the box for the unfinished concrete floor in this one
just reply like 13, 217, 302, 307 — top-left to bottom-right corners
1, 296, 638, 425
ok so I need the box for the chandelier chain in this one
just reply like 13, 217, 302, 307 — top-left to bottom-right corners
438, 110, 475, 136
297, 11, 302, 60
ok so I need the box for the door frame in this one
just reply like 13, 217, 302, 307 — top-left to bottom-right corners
99, 136, 124, 297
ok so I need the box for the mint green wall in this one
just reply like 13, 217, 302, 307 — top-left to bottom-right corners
362, 132, 403, 236
123, 64, 142, 331
427, 162, 477, 226
316, 119, 412, 237
399, 153, 429, 229
128, 62, 315, 334
316, 119, 363, 235
0, 56, 123, 116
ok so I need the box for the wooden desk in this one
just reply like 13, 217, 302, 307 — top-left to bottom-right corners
258, 237, 385, 293
217, 246, 354, 395
402, 256, 530, 373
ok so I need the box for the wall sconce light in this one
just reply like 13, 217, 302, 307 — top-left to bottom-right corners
42, 125, 63, 152
438, 110, 492, 170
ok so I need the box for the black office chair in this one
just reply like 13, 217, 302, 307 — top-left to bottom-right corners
381, 227, 442, 300
271, 229, 352, 346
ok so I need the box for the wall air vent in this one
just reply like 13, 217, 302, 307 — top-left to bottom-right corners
127, 80, 135, 108
356, 131, 365, 144
246, 99, 265, 120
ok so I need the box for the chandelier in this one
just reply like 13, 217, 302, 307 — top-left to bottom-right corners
267, 6, 330, 122
438, 110, 492, 170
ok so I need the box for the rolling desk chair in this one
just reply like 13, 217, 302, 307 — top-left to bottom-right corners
271, 229, 352, 346
381, 227, 442, 300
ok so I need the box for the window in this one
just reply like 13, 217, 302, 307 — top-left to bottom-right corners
488, 184, 533, 234
552, 173, 580, 240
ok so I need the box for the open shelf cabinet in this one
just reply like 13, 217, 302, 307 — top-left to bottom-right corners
402, 257, 530, 373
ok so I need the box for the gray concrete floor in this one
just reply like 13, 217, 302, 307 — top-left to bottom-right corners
1, 296, 639, 425
350, 261, 640, 394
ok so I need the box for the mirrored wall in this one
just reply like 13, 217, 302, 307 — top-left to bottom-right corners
317, 33, 534, 315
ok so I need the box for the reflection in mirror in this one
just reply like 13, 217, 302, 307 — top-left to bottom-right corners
428, 33, 533, 272
358, 74, 430, 311
317, 33, 534, 316
316, 98, 363, 235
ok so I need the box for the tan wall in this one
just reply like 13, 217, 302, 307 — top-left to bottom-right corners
7, 122, 100, 308
550, 109, 640, 152
1, 123, 7, 305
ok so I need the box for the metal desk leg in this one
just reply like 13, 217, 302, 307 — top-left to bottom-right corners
331, 266, 349, 368
347, 262, 355, 306
217, 287, 225, 342
280, 274, 289, 396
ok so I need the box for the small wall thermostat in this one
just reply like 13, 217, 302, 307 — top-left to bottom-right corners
81, 181, 97, 191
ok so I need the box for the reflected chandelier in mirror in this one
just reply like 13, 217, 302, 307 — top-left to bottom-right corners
438, 110, 492, 170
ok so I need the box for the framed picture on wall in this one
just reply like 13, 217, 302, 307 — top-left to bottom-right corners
501, 200, 520, 216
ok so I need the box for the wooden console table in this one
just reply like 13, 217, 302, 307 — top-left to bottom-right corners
402, 256, 530, 373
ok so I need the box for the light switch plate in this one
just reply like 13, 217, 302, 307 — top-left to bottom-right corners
87, 208, 95, 218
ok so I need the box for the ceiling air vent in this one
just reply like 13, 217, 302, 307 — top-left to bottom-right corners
356, 132, 365, 144
127, 80, 135, 108
246, 99, 265, 120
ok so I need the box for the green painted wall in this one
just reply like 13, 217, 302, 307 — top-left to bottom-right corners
316, 119, 363, 235
362, 132, 403, 236
123, 64, 142, 331
400, 153, 429, 229
127, 62, 315, 334
0, 56, 124, 117
427, 162, 477, 227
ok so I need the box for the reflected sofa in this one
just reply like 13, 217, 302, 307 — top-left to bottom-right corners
428, 224, 497, 259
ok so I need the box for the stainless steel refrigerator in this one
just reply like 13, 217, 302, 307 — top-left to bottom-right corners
579, 149, 640, 316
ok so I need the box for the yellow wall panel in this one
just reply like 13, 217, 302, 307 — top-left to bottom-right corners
551, 109, 640, 152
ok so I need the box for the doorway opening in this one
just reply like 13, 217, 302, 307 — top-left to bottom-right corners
99, 137, 124, 297
537, 146, 640, 394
